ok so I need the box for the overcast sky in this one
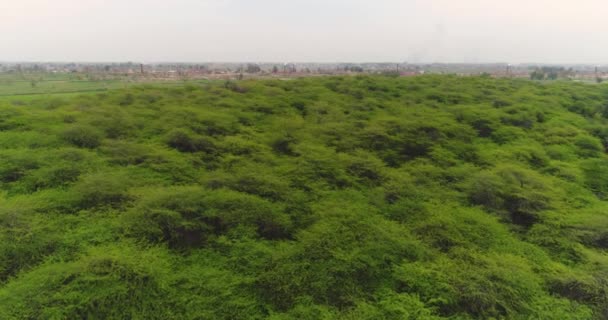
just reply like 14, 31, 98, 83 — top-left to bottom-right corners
2, 0, 607, 63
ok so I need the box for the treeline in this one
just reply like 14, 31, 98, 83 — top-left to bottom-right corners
529, 66, 575, 80
0, 75, 608, 319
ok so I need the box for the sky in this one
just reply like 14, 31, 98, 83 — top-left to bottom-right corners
1, 0, 608, 63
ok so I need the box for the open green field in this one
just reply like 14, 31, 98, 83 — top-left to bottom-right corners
0, 73, 208, 98
1, 75, 608, 319
0, 73, 123, 96
0, 79, 130, 97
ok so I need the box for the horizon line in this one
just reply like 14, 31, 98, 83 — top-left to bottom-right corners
2, 61, 608, 66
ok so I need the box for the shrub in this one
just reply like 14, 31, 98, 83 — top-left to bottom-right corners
100, 141, 152, 165
574, 135, 603, 158
341, 291, 438, 320
581, 159, 608, 199
94, 115, 135, 139
0, 152, 39, 183
394, 252, 549, 319
73, 173, 131, 209
343, 151, 386, 186
468, 166, 551, 227
166, 129, 216, 153
491, 126, 525, 144
0, 210, 60, 282
258, 199, 423, 310
62, 125, 103, 148
22, 165, 81, 191
0, 244, 176, 319
124, 187, 292, 248
203, 167, 290, 202
272, 135, 297, 156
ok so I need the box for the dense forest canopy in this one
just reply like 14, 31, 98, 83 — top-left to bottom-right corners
1, 75, 608, 319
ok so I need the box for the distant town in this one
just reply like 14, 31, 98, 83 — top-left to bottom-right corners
1, 62, 608, 82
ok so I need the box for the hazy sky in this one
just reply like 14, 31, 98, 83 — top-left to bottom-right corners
2, 0, 608, 63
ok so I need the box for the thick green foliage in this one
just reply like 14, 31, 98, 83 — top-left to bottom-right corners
62, 125, 104, 148
1, 75, 608, 319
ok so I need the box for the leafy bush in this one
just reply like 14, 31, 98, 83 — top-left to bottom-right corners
0, 151, 39, 183
100, 140, 152, 165
574, 135, 603, 158
73, 173, 132, 209
468, 166, 551, 227
62, 125, 103, 148
124, 187, 292, 248
166, 129, 216, 153
22, 165, 81, 191
259, 197, 423, 310
0, 244, 176, 319
0, 210, 61, 282
581, 159, 608, 199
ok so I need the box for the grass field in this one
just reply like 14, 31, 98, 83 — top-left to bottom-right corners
0, 79, 129, 96
0, 73, 209, 98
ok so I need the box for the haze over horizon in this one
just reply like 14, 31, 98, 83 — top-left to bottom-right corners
2, 0, 608, 64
